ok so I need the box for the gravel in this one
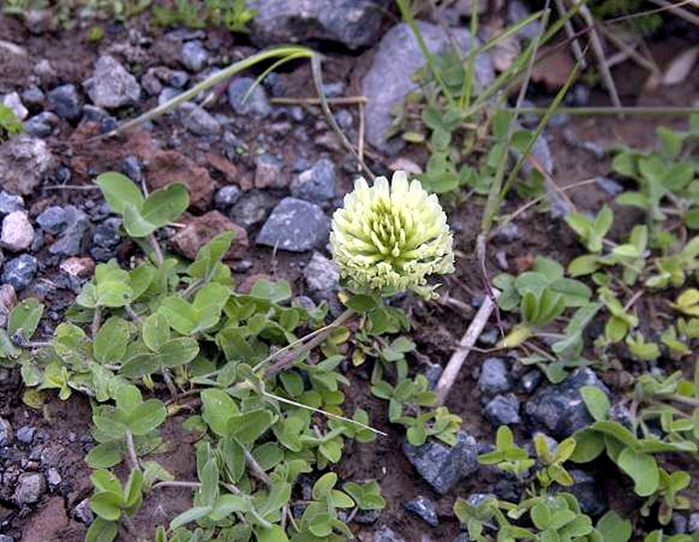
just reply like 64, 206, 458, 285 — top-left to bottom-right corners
2, 92, 28, 120
290, 157, 336, 202
403, 430, 479, 494
2, 254, 38, 290
83, 55, 141, 109
484, 394, 521, 425
12, 472, 46, 505
36, 206, 68, 235
48, 205, 89, 256
256, 197, 330, 252
0, 417, 13, 446
478, 358, 511, 395
229, 190, 276, 230
179, 102, 221, 135
214, 186, 243, 211
47, 84, 81, 120
404, 496, 439, 527
16, 426, 35, 444
0, 192, 24, 215
254, 153, 286, 189
23, 112, 58, 137
181, 40, 208, 72
228, 77, 271, 117
0, 135, 55, 195
1, 211, 34, 252
304, 251, 339, 298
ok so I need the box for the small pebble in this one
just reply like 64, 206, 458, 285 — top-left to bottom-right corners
1, 211, 35, 252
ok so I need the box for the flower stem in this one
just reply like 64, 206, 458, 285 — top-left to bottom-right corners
263, 308, 356, 379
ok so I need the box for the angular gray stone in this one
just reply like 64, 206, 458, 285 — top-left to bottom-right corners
24, 111, 58, 137
229, 190, 276, 230
180, 102, 221, 135
525, 368, 609, 439
248, 0, 391, 49
84, 55, 141, 109
16, 425, 35, 444
478, 358, 511, 394
2, 254, 38, 290
228, 77, 271, 117
37, 206, 68, 235
13, 473, 46, 505
484, 394, 520, 425
362, 21, 494, 153
49, 205, 89, 256
0, 416, 13, 446
254, 153, 285, 189
403, 430, 479, 494
214, 186, 243, 211
21, 86, 45, 108
0, 135, 55, 195
2, 92, 28, 121
373, 526, 406, 542
304, 251, 339, 297
1, 211, 34, 252
181, 40, 208, 72
290, 157, 336, 202
73, 498, 94, 525
256, 197, 330, 252
0, 192, 24, 215
404, 496, 438, 527
688, 513, 699, 533
47, 84, 81, 120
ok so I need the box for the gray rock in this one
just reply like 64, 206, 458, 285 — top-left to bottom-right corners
141, 71, 162, 96
484, 394, 521, 425
256, 197, 330, 252
507, 0, 542, 40
13, 473, 46, 505
525, 368, 609, 439
16, 426, 35, 444
688, 513, 699, 533
1, 212, 34, 252
404, 496, 438, 527
36, 205, 68, 235
520, 369, 542, 393
452, 535, 472, 542
2, 92, 28, 121
24, 111, 58, 137
254, 153, 285, 189
228, 77, 271, 117
180, 102, 221, 135
21, 86, 45, 108
47, 467, 62, 488
81, 105, 117, 133
304, 251, 339, 298
170, 70, 189, 88
403, 430, 479, 494
214, 186, 243, 211
249, 0, 391, 49
373, 525, 406, 542
2, 254, 38, 290
90, 218, 121, 261
73, 498, 94, 525
479, 358, 511, 395
49, 206, 89, 256
334, 109, 353, 130
230, 190, 277, 230
672, 514, 688, 535
84, 55, 141, 109
0, 135, 55, 195
595, 176, 624, 196
181, 40, 208, 72
158, 87, 181, 106
0, 535, 14, 542
492, 223, 521, 244
47, 84, 81, 120
0, 192, 24, 215
122, 156, 143, 183
0, 417, 13, 446
290, 158, 336, 202
362, 21, 494, 153
354, 509, 381, 524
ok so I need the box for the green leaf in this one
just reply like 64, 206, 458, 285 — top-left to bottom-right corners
8, 298, 44, 342
580, 386, 610, 422
345, 294, 378, 312
141, 183, 189, 227
570, 429, 605, 463
127, 399, 167, 436
96, 172, 145, 215
85, 518, 118, 542
142, 313, 170, 352
209, 494, 249, 521
90, 492, 122, 521
617, 448, 659, 497
158, 337, 199, 369
249, 278, 292, 303
596, 511, 631, 542
169, 506, 213, 530
312, 472, 337, 499
85, 442, 123, 469
228, 409, 274, 444
93, 317, 130, 363
255, 525, 290, 542
123, 203, 157, 238
189, 231, 236, 281
201, 389, 238, 436
119, 353, 160, 378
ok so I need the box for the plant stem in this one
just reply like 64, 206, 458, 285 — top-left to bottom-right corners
91, 307, 102, 340
244, 449, 272, 486
125, 430, 140, 471
147, 234, 164, 267
263, 308, 356, 379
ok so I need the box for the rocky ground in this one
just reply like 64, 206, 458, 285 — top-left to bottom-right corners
1, 1, 699, 541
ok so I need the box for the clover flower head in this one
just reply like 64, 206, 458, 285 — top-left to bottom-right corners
330, 171, 454, 299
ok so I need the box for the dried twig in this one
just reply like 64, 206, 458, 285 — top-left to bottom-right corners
270, 96, 367, 105
435, 289, 500, 405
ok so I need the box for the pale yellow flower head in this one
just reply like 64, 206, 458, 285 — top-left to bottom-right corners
330, 171, 454, 299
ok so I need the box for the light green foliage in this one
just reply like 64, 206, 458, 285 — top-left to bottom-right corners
0, 104, 23, 141
87, 468, 144, 541
152, 0, 255, 32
